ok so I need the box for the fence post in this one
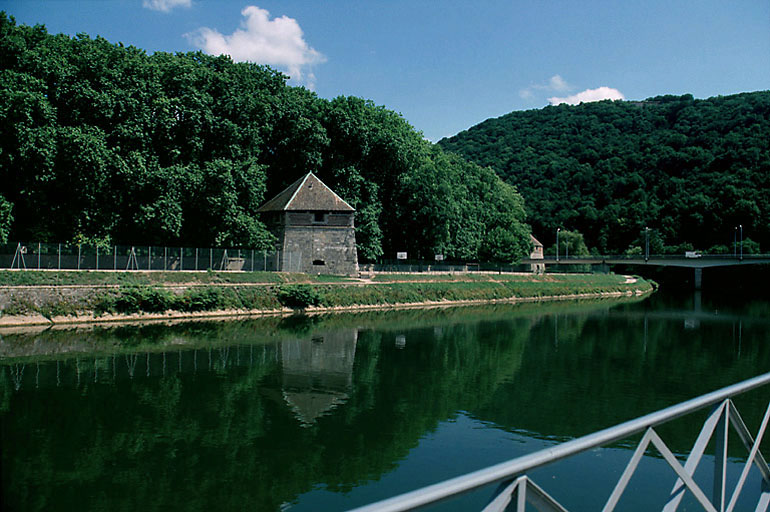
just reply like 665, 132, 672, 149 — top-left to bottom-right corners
195, 248, 199, 270
114, 246, 117, 271
58, 243, 61, 270
96, 245, 99, 270
37, 242, 41, 270
164, 247, 167, 271
263, 250, 266, 271
209, 248, 213, 270
77, 244, 81, 270
251, 250, 254, 272
148, 246, 151, 271
180, 247, 183, 271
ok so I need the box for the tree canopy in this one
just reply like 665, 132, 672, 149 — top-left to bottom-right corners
439, 92, 770, 254
0, 14, 531, 262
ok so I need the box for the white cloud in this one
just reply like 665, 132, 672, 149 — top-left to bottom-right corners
546, 74, 570, 92
548, 86, 625, 105
520, 74, 571, 100
186, 5, 326, 88
143, 0, 191, 12
519, 88, 534, 100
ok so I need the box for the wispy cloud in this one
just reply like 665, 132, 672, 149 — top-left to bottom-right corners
143, 0, 191, 12
548, 86, 625, 105
520, 74, 571, 99
186, 5, 326, 89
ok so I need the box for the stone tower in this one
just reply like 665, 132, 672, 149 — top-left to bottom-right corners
257, 173, 359, 276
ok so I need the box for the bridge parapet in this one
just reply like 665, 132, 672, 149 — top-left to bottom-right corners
522, 254, 770, 268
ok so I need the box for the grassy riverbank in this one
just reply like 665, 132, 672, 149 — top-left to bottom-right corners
0, 271, 654, 325
0, 270, 354, 286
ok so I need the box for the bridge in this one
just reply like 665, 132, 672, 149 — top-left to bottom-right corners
521, 254, 770, 289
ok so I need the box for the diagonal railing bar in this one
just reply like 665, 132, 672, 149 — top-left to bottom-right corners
648, 429, 718, 512
726, 401, 770, 512
482, 476, 568, 512
524, 476, 570, 512
347, 373, 770, 512
715, 400, 731, 511
756, 484, 770, 512
482, 478, 519, 512
664, 402, 727, 512
603, 428, 656, 512
516, 477, 526, 512
728, 400, 770, 484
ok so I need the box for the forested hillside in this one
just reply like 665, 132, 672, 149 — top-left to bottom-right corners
0, 14, 531, 262
440, 92, 770, 254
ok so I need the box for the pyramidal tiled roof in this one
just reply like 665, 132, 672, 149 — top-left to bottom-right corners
256, 173, 354, 213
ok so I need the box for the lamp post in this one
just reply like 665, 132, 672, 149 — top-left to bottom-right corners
734, 227, 737, 257
645, 227, 650, 262
740, 224, 743, 261
556, 228, 561, 262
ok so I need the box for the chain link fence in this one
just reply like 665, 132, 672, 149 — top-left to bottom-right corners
370, 260, 536, 274
0, 242, 304, 272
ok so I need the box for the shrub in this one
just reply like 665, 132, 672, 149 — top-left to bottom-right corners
181, 287, 224, 312
107, 286, 177, 314
276, 285, 324, 309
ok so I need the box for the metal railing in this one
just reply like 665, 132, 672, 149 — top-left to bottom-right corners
349, 372, 770, 512
0, 242, 303, 272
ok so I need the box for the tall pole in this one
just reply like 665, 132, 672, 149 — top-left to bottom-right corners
739, 224, 743, 261
734, 227, 737, 257
556, 228, 561, 262
645, 227, 649, 262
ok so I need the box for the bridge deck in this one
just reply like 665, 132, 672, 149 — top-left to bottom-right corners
522, 255, 770, 268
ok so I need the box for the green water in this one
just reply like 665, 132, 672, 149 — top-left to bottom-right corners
1, 291, 769, 511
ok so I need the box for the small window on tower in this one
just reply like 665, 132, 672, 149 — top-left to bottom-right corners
313, 212, 327, 223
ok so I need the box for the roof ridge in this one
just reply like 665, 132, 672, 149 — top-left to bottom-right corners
256, 172, 355, 212
284, 173, 313, 209
301, 173, 355, 211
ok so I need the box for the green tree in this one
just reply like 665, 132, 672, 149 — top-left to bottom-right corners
0, 195, 12, 243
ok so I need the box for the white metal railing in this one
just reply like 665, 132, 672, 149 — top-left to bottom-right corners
348, 372, 770, 512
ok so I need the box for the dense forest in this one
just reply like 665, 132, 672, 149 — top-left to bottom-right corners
0, 14, 531, 262
440, 92, 770, 255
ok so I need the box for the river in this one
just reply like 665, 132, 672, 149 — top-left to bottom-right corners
1, 290, 769, 511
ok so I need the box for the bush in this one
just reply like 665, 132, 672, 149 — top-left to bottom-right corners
105, 286, 178, 314
180, 287, 224, 312
276, 285, 324, 309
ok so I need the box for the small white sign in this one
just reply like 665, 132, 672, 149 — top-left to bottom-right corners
397, 252, 407, 260
434, 254, 444, 261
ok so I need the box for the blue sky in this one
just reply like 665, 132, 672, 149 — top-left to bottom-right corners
3, 0, 769, 141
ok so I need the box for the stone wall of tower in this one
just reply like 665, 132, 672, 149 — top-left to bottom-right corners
277, 212, 359, 276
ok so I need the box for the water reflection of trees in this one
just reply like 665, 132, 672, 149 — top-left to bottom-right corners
1, 297, 769, 511
0, 309, 536, 511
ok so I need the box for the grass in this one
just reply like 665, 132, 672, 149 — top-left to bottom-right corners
0, 271, 654, 319
320, 275, 650, 307
0, 270, 356, 286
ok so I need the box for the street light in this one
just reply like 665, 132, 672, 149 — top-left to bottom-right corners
645, 227, 650, 262
740, 224, 743, 261
556, 228, 561, 262
734, 227, 737, 257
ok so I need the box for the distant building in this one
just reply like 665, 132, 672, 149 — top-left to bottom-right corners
530, 234, 545, 274
257, 173, 359, 276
